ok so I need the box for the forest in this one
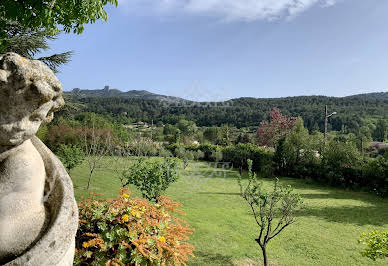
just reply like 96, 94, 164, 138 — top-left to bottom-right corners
63, 92, 388, 134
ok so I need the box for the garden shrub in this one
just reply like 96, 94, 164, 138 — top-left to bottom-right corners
273, 134, 388, 196
123, 157, 180, 201
222, 143, 273, 172
166, 140, 388, 197
75, 189, 194, 265
359, 231, 388, 261
321, 140, 361, 170
164, 143, 179, 155
196, 144, 218, 161
56, 144, 85, 174
174, 147, 194, 169
210, 150, 223, 162
192, 150, 205, 161
158, 148, 173, 158
165, 143, 218, 161
362, 155, 388, 196
129, 138, 160, 157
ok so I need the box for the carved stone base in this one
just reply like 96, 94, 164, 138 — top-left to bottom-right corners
4, 137, 78, 266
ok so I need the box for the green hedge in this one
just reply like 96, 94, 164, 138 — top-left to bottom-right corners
165, 143, 219, 161
165, 143, 273, 173
221, 144, 273, 173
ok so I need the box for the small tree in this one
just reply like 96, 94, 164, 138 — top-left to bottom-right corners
237, 160, 303, 266
175, 147, 194, 169
107, 144, 133, 187
321, 139, 361, 170
210, 150, 223, 163
257, 108, 297, 147
123, 158, 180, 202
273, 118, 317, 175
359, 231, 388, 261
84, 126, 111, 190
57, 144, 85, 174
130, 137, 159, 157
203, 127, 220, 144
193, 150, 205, 161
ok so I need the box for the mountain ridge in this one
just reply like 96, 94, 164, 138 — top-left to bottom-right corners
66, 86, 186, 103
65, 87, 388, 102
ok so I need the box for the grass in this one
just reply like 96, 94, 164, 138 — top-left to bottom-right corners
70, 158, 388, 266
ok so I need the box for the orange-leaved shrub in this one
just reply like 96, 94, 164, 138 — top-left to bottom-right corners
75, 189, 194, 265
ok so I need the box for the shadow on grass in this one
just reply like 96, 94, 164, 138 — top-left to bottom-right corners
198, 192, 241, 196
299, 192, 385, 202
189, 163, 388, 226
276, 185, 388, 226
295, 204, 388, 226
192, 251, 234, 266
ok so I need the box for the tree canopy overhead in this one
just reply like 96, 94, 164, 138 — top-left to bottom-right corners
2, 19, 73, 72
0, 0, 118, 51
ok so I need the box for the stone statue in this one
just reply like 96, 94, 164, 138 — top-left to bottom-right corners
0, 53, 78, 265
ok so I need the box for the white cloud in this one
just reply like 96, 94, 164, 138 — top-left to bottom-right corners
118, 0, 338, 21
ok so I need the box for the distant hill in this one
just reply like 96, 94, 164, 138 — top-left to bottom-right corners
62, 88, 388, 133
66, 86, 186, 103
67, 87, 388, 102
346, 91, 388, 99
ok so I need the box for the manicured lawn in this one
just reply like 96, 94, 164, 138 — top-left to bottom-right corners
70, 158, 388, 266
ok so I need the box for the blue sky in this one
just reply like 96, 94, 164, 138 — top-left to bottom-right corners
45, 0, 388, 100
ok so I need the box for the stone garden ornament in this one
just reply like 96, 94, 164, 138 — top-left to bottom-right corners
0, 53, 78, 265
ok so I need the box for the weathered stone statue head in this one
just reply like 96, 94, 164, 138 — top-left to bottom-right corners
0, 53, 77, 265
0, 53, 64, 146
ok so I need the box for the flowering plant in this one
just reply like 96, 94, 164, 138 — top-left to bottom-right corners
257, 108, 297, 147
75, 189, 194, 265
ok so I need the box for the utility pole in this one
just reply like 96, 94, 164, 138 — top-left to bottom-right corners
324, 105, 337, 144
324, 105, 328, 141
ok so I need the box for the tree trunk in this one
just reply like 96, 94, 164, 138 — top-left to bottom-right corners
87, 171, 93, 190
261, 246, 268, 266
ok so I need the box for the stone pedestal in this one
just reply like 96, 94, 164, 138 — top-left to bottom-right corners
4, 137, 78, 266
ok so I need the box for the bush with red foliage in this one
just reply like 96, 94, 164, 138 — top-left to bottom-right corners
257, 108, 297, 147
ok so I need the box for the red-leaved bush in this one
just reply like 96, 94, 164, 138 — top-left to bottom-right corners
75, 189, 194, 265
257, 108, 297, 147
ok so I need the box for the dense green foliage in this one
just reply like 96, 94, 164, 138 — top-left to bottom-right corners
0, 20, 73, 72
222, 144, 273, 173
45, 103, 388, 197
123, 158, 180, 202
166, 139, 387, 196
359, 231, 388, 261
57, 144, 85, 173
0, 0, 118, 51
373, 119, 388, 142
1, 19, 73, 72
63, 94, 388, 135
274, 129, 388, 196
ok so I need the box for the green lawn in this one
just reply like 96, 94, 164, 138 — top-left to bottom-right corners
71, 158, 388, 266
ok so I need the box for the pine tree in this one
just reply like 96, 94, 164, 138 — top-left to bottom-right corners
1, 19, 73, 73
